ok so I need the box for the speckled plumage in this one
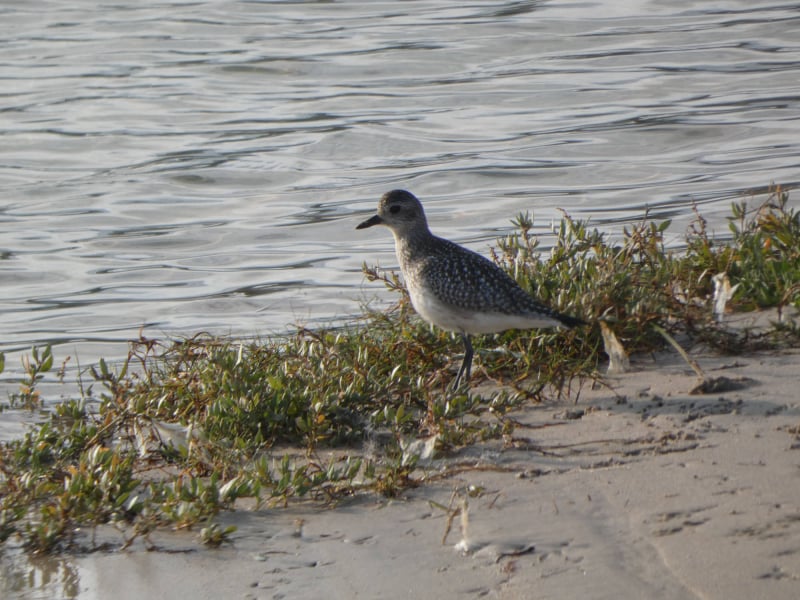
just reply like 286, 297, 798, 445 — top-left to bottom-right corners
357, 189, 584, 388
402, 234, 566, 322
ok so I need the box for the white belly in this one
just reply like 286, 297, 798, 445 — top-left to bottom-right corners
409, 287, 561, 335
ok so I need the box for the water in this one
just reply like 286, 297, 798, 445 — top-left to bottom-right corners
1, 4, 800, 595
2, 0, 800, 381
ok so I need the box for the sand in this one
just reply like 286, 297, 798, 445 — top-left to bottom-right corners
4, 332, 800, 599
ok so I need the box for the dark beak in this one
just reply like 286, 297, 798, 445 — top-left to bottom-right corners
356, 214, 383, 229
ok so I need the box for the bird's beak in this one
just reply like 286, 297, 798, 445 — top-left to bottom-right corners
356, 214, 383, 229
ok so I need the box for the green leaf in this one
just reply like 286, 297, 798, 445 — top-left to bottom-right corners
41, 346, 54, 372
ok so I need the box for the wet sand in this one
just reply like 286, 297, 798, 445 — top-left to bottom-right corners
57, 339, 800, 600
4, 312, 800, 600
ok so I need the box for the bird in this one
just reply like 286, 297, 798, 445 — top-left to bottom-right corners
356, 189, 585, 389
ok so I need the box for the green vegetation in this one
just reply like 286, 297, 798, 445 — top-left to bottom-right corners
1, 186, 798, 554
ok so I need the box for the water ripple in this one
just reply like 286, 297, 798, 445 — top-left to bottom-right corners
1, 0, 799, 369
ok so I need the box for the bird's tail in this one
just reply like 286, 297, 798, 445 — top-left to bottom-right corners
557, 312, 588, 328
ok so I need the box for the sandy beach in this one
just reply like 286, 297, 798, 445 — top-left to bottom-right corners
8, 328, 793, 600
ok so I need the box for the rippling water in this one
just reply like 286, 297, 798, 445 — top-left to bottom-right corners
2, 0, 799, 377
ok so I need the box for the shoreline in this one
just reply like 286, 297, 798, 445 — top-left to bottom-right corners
5, 343, 799, 599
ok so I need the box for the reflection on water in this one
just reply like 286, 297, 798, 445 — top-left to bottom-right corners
1, 551, 79, 600
1, 0, 799, 373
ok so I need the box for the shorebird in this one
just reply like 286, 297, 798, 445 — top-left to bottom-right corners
357, 189, 585, 388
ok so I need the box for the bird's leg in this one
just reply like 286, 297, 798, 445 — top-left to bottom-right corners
452, 333, 473, 390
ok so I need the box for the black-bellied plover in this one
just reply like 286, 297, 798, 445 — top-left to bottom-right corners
357, 189, 585, 389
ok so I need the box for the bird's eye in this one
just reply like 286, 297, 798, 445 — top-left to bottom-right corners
389, 205, 402, 214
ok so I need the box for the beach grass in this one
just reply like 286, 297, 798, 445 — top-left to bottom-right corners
1, 185, 798, 554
